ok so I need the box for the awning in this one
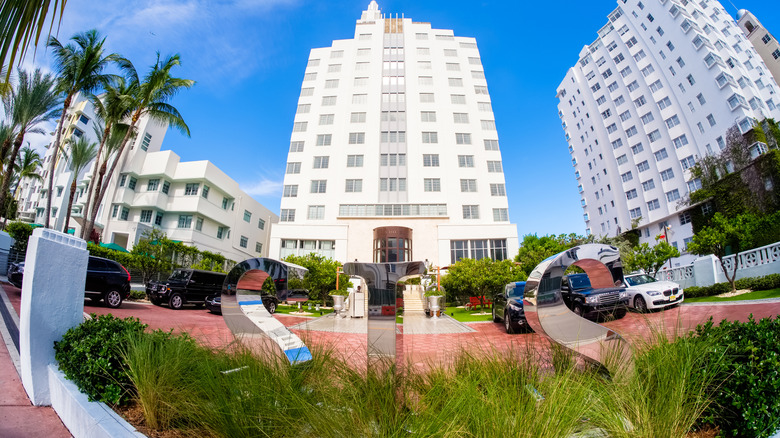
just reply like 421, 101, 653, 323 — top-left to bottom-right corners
99, 242, 129, 252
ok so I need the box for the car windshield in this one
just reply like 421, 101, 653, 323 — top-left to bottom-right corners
169, 270, 190, 281
508, 284, 525, 299
625, 275, 657, 286
568, 275, 591, 289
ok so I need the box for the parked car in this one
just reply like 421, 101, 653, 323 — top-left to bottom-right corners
7, 256, 131, 308
204, 292, 279, 315
624, 273, 684, 312
561, 273, 629, 320
146, 269, 227, 310
493, 281, 528, 334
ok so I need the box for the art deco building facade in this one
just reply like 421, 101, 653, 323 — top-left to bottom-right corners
16, 95, 277, 262
737, 9, 780, 86
269, 2, 519, 265
557, 0, 780, 264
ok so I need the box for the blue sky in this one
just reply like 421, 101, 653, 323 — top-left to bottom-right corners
24, 0, 780, 238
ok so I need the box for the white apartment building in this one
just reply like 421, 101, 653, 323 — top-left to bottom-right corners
557, 0, 780, 265
16, 95, 277, 263
269, 1, 519, 266
737, 9, 780, 87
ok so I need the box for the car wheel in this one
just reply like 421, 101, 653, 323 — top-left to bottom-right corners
169, 293, 184, 310
634, 296, 648, 313
573, 303, 584, 317
505, 312, 515, 334
267, 301, 277, 314
104, 290, 123, 309
493, 306, 501, 323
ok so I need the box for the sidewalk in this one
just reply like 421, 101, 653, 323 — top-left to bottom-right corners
0, 280, 71, 438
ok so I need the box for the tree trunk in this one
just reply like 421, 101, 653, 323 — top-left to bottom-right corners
82, 112, 139, 242
0, 130, 27, 220
721, 252, 740, 293
62, 177, 77, 234
79, 123, 110, 239
45, 94, 72, 228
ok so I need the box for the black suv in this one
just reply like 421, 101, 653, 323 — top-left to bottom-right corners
146, 269, 227, 310
561, 273, 628, 320
493, 281, 528, 334
7, 256, 131, 308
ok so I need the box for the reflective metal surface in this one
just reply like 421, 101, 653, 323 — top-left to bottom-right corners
221, 258, 311, 364
522, 244, 630, 370
343, 261, 426, 362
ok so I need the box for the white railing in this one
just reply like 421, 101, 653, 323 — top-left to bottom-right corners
722, 241, 780, 273
656, 264, 695, 283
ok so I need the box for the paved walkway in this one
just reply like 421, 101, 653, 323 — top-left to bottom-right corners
0, 281, 71, 438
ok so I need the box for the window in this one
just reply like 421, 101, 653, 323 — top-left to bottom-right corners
422, 132, 438, 143
626, 188, 638, 200
184, 183, 199, 196
649, 80, 664, 93
648, 130, 662, 142
480, 120, 496, 130
420, 93, 435, 103
300, 87, 313, 96
621, 171, 633, 182
280, 209, 295, 222
637, 160, 650, 172
631, 142, 644, 154
626, 126, 638, 137
672, 134, 688, 149
484, 139, 499, 151
639, 112, 654, 125
641, 64, 655, 77
612, 139, 624, 149
654, 148, 668, 161
602, 108, 612, 119
283, 185, 298, 197
286, 162, 301, 174
487, 161, 502, 172
350, 94, 366, 104
493, 208, 509, 222
458, 155, 474, 167
607, 123, 618, 134
319, 114, 334, 125
423, 154, 440, 167
380, 154, 406, 166
657, 96, 671, 110
630, 207, 642, 219
290, 141, 304, 152
460, 179, 477, 192
647, 199, 660, 211
619, 110, 631, 122
316, 134, 332, 146
127, 177, 137, 191
421, 111, 436, 122
680, 155, 696, 170
307, 206, 325, 220
147, 178, 159, 191
178, 214, 193, 228
462, 205, 479, 219
313, 156, 329, 169
490, 184, 506, 196
448, 77, 463, 87
607, 82, 619, 92
348, 132, 365, 144
140, 210, 152, 223
310, 180, 327, 193
255, 242, 263, 253
665, 115, 680, 128
706, 114, 716, 127
453, 112, 469, 123
140, 132, 152, 151
424, 178, 441, 192
666, 189, 680, 202
354, 77, 368, 86
345, 179, 362, 193
346, 155, 363, 167
379, 178, 406, 192
161, 180, 170, 195
292, 121, 307, 132
642, 179, 655, 191
762, 33, 772, 44
478, 102, 492, 112
628, 81, 639, 92
455, 133, 471, 145
660, 168, 674, 181
634, 95, 647, 107
446, 63, 460, 71
617, 154, 628, 165
679, 211, 692, 225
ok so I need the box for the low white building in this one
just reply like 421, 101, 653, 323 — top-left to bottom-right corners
16, 95, 277, 263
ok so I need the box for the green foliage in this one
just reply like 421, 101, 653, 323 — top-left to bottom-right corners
129, 228, 174, 284
688, 213, 754, 292
440, 258, 525, 305
514, 233, 588, 277
190, 250, 226, 273
685, 274, 780, 298
693, 316, 780, 437
86, 242, 134, 268
624, 237, 681, 277
4, 220, 32, 253
54, 314, 147, 405
128, 290, 146, 300
282, 253, 348, 302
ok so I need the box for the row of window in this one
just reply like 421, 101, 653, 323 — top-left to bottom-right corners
279, 206, 508, 222
296, 110, 494, 126
291, 137, 500, 152
286, 159, 502, 174
283, 180, 506, 195
296, 92, 491, 108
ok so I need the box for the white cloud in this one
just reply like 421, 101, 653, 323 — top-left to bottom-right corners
240, 177, 283, 196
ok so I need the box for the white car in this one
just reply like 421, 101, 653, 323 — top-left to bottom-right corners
624, 274, 684, 312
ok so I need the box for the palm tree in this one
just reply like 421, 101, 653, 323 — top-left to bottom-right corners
0, 0, 68, 82
60, 136, 96, 233
0, 69, 61, 220
44, 29, 118, 228
83, 54, 194, 241
12, 143, 43, 197
79, 79, 133, 238
0, 122, 15, 179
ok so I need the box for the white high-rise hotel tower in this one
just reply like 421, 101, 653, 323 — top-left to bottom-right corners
269, 2, 519, 265
557, 0, 780, 264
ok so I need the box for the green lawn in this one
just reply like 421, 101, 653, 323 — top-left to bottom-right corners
441, 305, 494, 323
685, 288, 780, 303
275, 304, 334, 316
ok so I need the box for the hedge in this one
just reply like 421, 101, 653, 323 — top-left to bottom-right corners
684, 273, 780, 298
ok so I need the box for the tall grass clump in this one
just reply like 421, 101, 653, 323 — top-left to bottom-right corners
590, 327, 726, 437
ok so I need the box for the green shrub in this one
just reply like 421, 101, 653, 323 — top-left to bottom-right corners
692, 316, 780, 437
54, 314, 147, 405
686, 274, 780, 298
87, 242, 135, 269
5, 221, 33, 253
128, 290, 146, 301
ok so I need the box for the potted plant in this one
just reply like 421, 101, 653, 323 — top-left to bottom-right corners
329, 289, 349, 317
424, 287, 444, 317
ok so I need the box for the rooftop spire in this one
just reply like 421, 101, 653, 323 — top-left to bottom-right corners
359, 1, 381, 22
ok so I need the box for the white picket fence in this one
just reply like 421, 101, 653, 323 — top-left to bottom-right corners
654, 240, 780, 289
